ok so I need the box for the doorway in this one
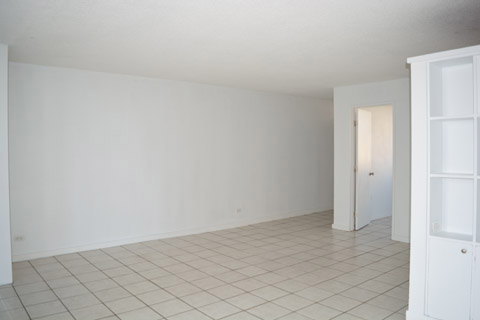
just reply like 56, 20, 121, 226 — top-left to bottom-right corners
354, 105, 393, 230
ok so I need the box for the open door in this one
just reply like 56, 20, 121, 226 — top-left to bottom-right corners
355, 109, 373, 230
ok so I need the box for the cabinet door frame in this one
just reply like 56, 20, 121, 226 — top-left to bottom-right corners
426, 238, 473, 319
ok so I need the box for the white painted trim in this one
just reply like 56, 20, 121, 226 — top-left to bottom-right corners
407, 44, 480, 64
13, 208, 330, 262
408, 61, 429, 315
0, 44, 12, 286
331, 223, 352, 231
406, 310, 436, 320
392, 233, 410, 243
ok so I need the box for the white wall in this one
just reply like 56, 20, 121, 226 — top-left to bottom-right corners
9, 63, 334, 261
0, 44, 12, 285
333, 79, 410, 242
363, 105, 393, 220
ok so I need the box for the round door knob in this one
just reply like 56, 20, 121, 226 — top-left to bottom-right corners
369, 172, 374, 176
461, 249, 467, 254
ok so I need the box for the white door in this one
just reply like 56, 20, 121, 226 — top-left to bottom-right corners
427, 238, 472, 320
355, 109, 373, 230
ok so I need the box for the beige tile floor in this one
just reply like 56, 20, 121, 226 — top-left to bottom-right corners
0, 211, 409, 320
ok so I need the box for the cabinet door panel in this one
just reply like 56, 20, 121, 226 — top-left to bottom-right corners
427, 238, 472, 320
473, 246, 480, 320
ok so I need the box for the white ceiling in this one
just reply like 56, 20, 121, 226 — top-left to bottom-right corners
1, 0, 479, 99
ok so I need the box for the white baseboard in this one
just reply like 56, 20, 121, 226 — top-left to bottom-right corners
406, 310, 434, 320
331, 223, 352, 231
392, 233, 410, 243
0, 275, 13, 286
13, 208, 330, 262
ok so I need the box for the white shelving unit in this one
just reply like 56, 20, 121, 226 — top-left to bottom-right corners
408, 45, 480, 320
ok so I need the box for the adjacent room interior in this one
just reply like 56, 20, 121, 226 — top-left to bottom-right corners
354, 105, 393, 231
0, 1, 479, 320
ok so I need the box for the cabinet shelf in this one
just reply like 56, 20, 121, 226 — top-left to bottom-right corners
477, 184, 480, 243
430, 115, 474, 121
430, 173, 473, 179
429, 56, 474, 117
430, 119, 474, 175
430, 177, 474, 240
431, 232, 473, 242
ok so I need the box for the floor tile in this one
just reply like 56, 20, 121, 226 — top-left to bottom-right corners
3, 213, 408, 320
0, 307, 30, 320
332, 314, 364, 320
151, 275, 185, 288
15, 282, 50, 295
47, 277, 80, 289
367, 294, 407, 312
226, 293, 266, 309
272, 294, 314, 311
274, 279, 309, 293
251, 286, 289, 301
278, 312, 316, 320
384, 286, 409, 301
384, 313, 406, 320
105, 296, 145, 314
320, 295, 362, 312
70, 304, 113, 320
19, 290, 57, 306
117, 307, 162, 320
167, 309, 211, 320
198, 300, 241, 319
297, 303, 342, 320
75, 271, 108, 283
36, 312, 75, 320
340, 287, 379, 303
61, 293, 101, 310
192, 276, 225, 290
25, 300, 67, 318
223, 311, 261, 320
248, 302, 291, 320
151, 299, 192, 317
164, 282, 201, 297
94, 287, 131, 303
180, 291, 219, 308
233, 278, 267, 292
347, 303, 393, 320
123, 281, 159, 295
0, 287, 17, 300
54, 285, 89, 299
112, 274, 145, 286
296, 286, 334, 302
136, 289, 174, 306
208, 284, 245, 299
0, 296, 23, 311
84, 279, 118, 292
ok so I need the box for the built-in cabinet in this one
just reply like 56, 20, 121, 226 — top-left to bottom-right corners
426, 239, 473, 319
474, 246, 480, 320
408, 46, 480, 320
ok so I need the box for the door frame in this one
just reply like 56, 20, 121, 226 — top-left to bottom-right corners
353, 108, 374, 230
351, 103, 395, 234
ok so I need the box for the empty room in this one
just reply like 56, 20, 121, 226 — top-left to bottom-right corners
0, 1, 479, 320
